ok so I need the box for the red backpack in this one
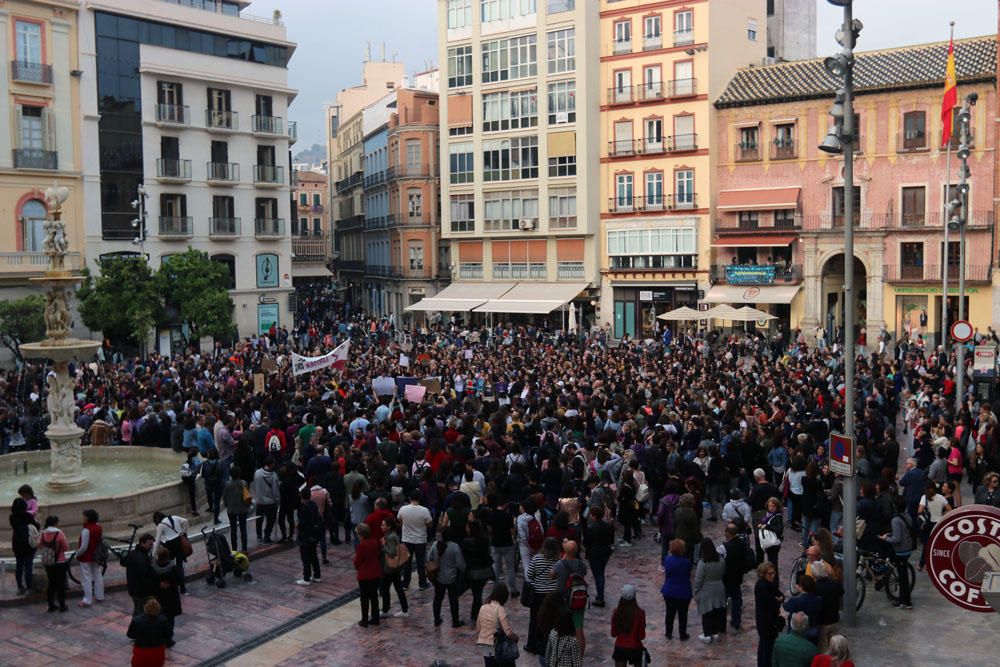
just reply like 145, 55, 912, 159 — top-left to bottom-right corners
566, 572, 589, 611
526, 517, 544, 551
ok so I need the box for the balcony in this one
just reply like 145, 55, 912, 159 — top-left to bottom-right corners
156, 158, 192, 181
897, 130, 929, 153
607, 193, 698, 213
608, 139, 638, 157
254, 164, 284, 185
205, 109, 238, 130
11, 60, 52, 84
639, 81, 664, 102
337, 214, 364, 231
157, 0, 283, 24
364, 172, 386, 188
607, 86, 634, 105
734, 143, 761, 162
716, 215, 802, 232
798, 210, 994, 232
335, 171, 363, 193
364, 215, 391, 231
337, 259, 365, 273
557, 261, 585, 280
609, 134, 699, 157
770, 140, 797, 160
254, 218, 285, 238
920, 264, 991, 282
155, 104, 190, 125
387, 164, 438, 180
207, 161, 239, 183
667, 78, 697, 98
158, 216, 193, 238
459, 263, 483, 280
884, 264, 927, 282
288, 121, 298, 143
643, 34, 663, 51
0, 251, 81, 276
13, 148, 57, 170
494, 263, 546, 280
252, 115, 284, 135
292, 235, 329, 262
366, 265, 403, 279
673, 30, 695, 46
209, 217, 240, 238
612, 39, 632, 55
710, 264, 803, 285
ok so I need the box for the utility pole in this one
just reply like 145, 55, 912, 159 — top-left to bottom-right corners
818, 0, 861, 625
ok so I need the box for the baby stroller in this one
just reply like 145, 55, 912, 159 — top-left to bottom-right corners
202, 526, 252, 588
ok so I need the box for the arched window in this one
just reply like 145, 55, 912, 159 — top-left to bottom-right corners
211, 253, 236, 289
21, 198, 47, 252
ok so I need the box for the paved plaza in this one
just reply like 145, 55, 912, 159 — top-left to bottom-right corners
1, 512, 996, 666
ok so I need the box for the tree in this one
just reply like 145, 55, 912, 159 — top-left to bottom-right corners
0, 294, 45, 363
78, 257, 160, 347
157, 249, 234, 344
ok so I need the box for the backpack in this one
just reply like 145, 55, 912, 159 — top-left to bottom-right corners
739, 534, 759, 573
201, 459, 220, 484
526, 516, 544, 551
27, 523, 40, 549
95, 538, 112, 567
566, 571, 590, 611
39, 532, 59, 566
267, 432, 283, 453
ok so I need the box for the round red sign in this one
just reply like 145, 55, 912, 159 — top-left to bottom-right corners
742, 287, 760, 300
926, 505, 1000, 613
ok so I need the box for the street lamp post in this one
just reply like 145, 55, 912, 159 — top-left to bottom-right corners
951, 94, 977, 412
818, 0, 861, 626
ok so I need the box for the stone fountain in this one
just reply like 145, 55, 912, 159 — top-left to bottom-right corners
18, 186, 101, 489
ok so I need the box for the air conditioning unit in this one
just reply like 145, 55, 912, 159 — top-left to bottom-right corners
519, 218, 536, 231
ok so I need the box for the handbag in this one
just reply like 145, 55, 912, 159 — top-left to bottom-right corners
519, 580, 535, 607
758, 527, 781, 551
385, 542, 411, 570
168, 517, 194, 558
493, 613, 520, 663
242, 484, 253, 507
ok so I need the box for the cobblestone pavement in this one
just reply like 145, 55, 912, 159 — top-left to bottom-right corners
0, 513, 995, 666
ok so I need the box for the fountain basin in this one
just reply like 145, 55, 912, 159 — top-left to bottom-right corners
0, 447, 202, 553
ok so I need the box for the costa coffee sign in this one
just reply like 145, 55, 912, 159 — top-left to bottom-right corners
927, 505, 1000, 612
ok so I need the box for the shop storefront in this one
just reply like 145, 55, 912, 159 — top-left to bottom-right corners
611, 283, 698, 339
888, 285, 988, 345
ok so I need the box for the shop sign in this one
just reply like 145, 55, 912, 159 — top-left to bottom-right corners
725, 265, 776, 285
639, 290, 653, 301
894, 286, 979, 294
926, 505, 1000, 613
973, 346, 996, 373
257, 303, 279, 335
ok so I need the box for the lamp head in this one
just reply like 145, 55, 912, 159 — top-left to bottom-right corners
823, 54, 851, 78
958, 108, 971, 125
957, 183, 970, 196
956, 144, 971, 160
947, 216, 963, 232
826, 0, 853, 6
818, 128, 844, 154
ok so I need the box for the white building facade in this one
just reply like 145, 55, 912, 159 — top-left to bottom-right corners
79, 0, 297, 347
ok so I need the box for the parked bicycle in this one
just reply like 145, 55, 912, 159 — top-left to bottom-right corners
787, 547, 915, 611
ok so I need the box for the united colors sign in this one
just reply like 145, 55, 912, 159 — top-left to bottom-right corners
926, 505, 1000, 613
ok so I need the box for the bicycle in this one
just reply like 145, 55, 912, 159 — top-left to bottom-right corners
787, 547, 916, 612
67, 523, 144, 585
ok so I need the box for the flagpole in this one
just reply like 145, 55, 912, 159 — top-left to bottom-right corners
941, 21, 954, 358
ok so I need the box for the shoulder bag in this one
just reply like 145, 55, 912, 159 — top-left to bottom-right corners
493, 611, 520, 663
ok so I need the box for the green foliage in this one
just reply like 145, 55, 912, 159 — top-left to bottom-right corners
77, 258, 160, 346
157, 248, 235, 343
0, 294, 45, 362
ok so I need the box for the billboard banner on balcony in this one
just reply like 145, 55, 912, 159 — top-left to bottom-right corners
725, 265, 775, 285
292, 340, 350, 376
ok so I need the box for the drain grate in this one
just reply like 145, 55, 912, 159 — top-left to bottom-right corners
199, 588, 361, 666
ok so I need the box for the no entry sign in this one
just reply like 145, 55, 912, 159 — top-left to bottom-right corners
926, 505, 1000, 613
951, 320, 973, 343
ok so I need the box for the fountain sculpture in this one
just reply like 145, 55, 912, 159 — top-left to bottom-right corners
19, 186, 100, 489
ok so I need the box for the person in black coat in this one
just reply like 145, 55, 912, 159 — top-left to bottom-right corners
582, 506, 615, 607
721, 523, 749, 631
149, 548, 182, 647
127, 597, 171, 666
126, 533, 156, 617
754, 561, 784, 667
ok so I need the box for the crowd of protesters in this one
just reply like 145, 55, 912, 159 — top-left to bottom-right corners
5, 286, 1000, 666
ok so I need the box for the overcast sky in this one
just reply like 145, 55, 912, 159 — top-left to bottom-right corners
245, 0, 997, 150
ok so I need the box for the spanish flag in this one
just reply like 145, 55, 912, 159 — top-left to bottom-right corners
941, 37, 957, 146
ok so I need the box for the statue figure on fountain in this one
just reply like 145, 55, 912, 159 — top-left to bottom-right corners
44, 285, 72, 340
46, 367, 76, 429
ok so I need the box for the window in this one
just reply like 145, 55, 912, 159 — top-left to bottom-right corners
674, 10, 693, 45
294, 217, 306, 235
449, 142, 474, 184
548, 154, 575, 177
256, 197, 278, 220
737, 126, 759, 160
160, 193, 187, 218
509, 35, 537, 79
207, 87, 232, 119
673, 115, 695, 150
902, 111, 926, 150
549, 188, 576, 229
447, 45, 473, 87
448, 0, 473, 28
941, 240, 960, 275
642, 66, 662, 101
483, 136, 538, 181
299, 192, 308, 206
831, 186, 861, 227
613, 20, 631, 54
672, 61, 693, 96
18, 106, 45, 150
643, 118, 663, 153
547, 0, 574, 14
674, 169, 694, 208
607, 227, 697, 269
772, 123, 795, 159
643, 15, 662, 50
21, 199, 46, 252
901, 186, 926, 227
851, 113, 862, 152
450, 193, 475, 232
645, 172, 664, 209
547, 28, 575, 74
900, 242, 924, 280
547, 80, 575, 124
407, 191, 423, 219
614, 174, 634, 210
484, 190, 538, 231
408, 243, 424, 271
774, 209, 797, 229
405, 140, 422, 170
481, 0, 536, 22
613, 69, 632, 104
747, 18, 758, 41
613, 120, 633, 155
313, 193, 321, 207
483, 89, 538, 131
15, 20, 42, 64
738, 211, 759, 230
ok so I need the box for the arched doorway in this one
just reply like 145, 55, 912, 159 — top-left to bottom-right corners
820, 253, 867, 343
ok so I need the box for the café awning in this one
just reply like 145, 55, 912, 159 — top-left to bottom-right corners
704, 284, 802, 304
717, 187, 801, 211
405, 282, 515, 312
473, 282, 588, 314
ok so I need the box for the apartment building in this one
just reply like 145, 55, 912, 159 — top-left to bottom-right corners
425, 0, 601, 321
766, 0, 816, 61
327, 59, 405, 309
714, 36, 997, 342
79, 0, 297, 347
0, 0, 83, 302
599, 0, 766, 339
291, 169, 332, 283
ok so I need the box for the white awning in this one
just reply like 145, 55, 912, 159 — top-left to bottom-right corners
703, 284, 802, 305
473, 299, 566, 314
406, 299, 488, 312
292, 265, 334, 278
405, 282, 516, 312
472, 282, 588, 314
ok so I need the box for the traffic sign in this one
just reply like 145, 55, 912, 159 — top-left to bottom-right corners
951, 319, 974, 343
829, 432, 854, 476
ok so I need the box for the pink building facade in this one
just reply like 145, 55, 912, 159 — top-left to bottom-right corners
713, 36, 997, 344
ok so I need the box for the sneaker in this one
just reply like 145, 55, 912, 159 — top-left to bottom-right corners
617, 541, 632, 548
295, 579, 311, 586
698, 634, 713, 644
77, 601, 92, 608
312, 578, 321, 583
394, 610, 409, 618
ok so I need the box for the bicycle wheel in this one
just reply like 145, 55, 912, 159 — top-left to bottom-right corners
907, 562, 917, 591
788, 556, 804, 596
855, 567, 866, 611
885, 566, 902, 602
66, 555, 81, 585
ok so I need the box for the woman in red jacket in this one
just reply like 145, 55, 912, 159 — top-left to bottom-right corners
611, 584, 646, 667
354, 522, 383, 627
